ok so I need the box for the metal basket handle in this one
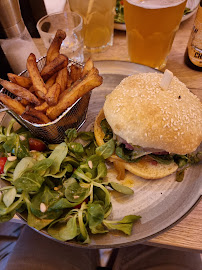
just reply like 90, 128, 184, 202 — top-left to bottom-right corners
0, 107, 9, 113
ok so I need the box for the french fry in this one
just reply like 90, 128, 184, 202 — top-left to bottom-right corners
46, 29, 66, 65
46, 67, 103, 120
58, 67, 100, 102
35, 101, 49, 112
22, 108, 51, 124
7, 73, 32, 89
45, 73, 58, 89
70, 64, 82, 82
34, 90, 45, 99
58, 92, 91, 127
0, 93, 25, 115
41, 54, 68, 82
56, 68, 67, 92
29, 84, 45, 100
0, 78, 40, 105
21, 114, 41, 124
45, 82, 60, 106
16, 97, 30, 106
27, 53, 47, 95
28, 85, 35, 92
81, 58, 94, 77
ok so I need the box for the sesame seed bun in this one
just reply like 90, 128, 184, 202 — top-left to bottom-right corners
103, 73, 202, 155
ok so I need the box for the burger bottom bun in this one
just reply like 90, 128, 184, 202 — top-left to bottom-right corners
108, 155, 178, 180
94, 109, 178, 180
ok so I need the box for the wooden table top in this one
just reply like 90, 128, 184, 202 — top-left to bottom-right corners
29, 14, 202, 252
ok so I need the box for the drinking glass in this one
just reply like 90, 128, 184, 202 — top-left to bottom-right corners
37, 12, 84, 62
124, 0, 187, 69
69, 0, 116, 52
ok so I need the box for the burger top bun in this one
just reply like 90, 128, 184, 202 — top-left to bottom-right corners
103, 73, 202, 155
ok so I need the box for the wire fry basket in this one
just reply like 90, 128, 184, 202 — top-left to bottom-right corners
0, 57, 91, 143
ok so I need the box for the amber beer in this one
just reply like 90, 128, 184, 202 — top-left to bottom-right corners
124, 0, 187, 69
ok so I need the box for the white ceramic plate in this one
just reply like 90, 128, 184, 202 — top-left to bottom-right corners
182, 0, 200, 21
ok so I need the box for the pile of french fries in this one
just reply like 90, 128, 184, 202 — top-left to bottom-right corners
0, 30, 103, 124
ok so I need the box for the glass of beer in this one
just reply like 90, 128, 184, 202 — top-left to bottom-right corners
69, 0, 116, 52
124, 0, 187, 69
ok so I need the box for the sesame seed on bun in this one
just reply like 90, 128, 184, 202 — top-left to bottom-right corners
103, 73, 202, 155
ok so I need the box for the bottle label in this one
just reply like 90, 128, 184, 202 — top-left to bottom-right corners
188, 5, 202, 67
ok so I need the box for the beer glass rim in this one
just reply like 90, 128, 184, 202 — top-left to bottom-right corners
125, 0, 187, 8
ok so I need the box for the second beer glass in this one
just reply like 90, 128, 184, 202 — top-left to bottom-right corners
124, 0, 187, 69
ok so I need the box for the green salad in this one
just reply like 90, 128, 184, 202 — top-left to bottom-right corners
184, 7, 191, 15
0, 120, 140, 244
115, 0, 125, 24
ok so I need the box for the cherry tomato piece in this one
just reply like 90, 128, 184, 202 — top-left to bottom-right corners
0, 157, 7, 174
74, 198, 89, 209
28, 138, 47, 152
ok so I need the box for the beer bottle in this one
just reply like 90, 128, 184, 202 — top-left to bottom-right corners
184, 0, 202, 71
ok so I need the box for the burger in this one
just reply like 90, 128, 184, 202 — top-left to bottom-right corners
94, 72, 202, 180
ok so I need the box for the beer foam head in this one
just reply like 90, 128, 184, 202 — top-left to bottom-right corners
126, 0, 186, 9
